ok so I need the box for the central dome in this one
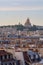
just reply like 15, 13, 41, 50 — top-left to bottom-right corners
25, 18, 31, 27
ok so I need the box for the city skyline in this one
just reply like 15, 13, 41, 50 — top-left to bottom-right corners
0, 0, 43, 26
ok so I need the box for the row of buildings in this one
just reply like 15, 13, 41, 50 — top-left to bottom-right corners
0, 48, 43, 65
0, 18, 43, 65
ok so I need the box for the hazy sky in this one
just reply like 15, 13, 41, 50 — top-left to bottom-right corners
0, 0, 43, 26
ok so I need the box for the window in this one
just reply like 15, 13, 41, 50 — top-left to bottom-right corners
9, 63, 12, 65
5, 63, 7, 65
9, 55, 10, 59
1, 56, 3, 60
13, 62, 15, 65
10, 55, 13, 59
5, 55, 7, 59
1, 64, 3, 65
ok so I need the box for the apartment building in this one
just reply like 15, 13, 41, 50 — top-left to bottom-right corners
0, 50, 17, 65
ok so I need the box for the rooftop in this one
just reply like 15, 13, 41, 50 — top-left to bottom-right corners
0, 50, 12, 56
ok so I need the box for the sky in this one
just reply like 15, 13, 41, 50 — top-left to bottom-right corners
0, 0, 43, 26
